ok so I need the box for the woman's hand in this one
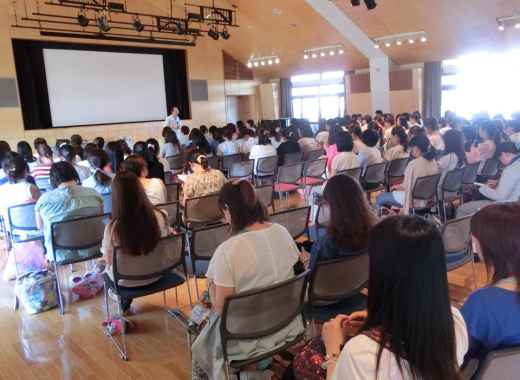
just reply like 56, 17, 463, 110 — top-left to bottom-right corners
322, 315, 350, 356
342, 310, 367, 336
299, 249, 310, 270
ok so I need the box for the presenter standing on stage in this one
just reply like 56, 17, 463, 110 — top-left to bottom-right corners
164, 106, 182, 132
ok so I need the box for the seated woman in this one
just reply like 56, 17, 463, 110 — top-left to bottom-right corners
82, 149, 112, 195
191, 180, 304, 379
160, 127, 181, 158
31, 144, 54, 181
120, 155, 167, 205
383, 126, 409, 161
101, 171, 171, 312
376, 134, 439, 214
298, 122, 320, 154
477, 121, 499, 166
463, 125, 481, 164
276, 128, 301, 166
321, 215, 468, 380
308, 174, 376, 271
249, 131, 277, 175
35, 162, 103, 262
462, 203, 520, 361
143, 139, 166, 180
216, 127, 239, 156
105, 141, 124, 173
325, 125, 341, 173
330, 132, 359, 177
438, 129, 466, 199
182, 151, 226, 206
357, 127, 383, 171
0, 141, 12, 186
17, 141, 38, 172
58, 144, 91, 182
426, 118, 445, 151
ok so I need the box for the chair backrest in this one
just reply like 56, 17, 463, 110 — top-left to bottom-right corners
191, 223, 231, 261
113, 234, 185, 283
412, 173, 441, 201
51, 213, 107, 262
255, 185, 274, 212
255, 156, 278, 176
480, 158, 500, 177
462, 162, 480, 185
363, 162, 387, 184
474, 346, 520, 380
206, 155, 220, 170
442, 167, 465, 194
386, 157, 409, 179
305, 149, 324, 161
35, 177, 52, 192
229, 160, 253, 179
277, 162, 304, 184
184, 193, 223, 225
315, 201, 330, 229
303, 158, 327, 179
165, 183, 179, 203
337, 167, 362, 182
270, 206, 310, 239
309, 251, 369, 303
441, 215, 472, 254
284, 151, 303, 165
102, 193, 112, 214
221, 154, 243, 171
7, 202, 38, 234
220, 271, 308, 361
165, 155, 184, 171
157, 201, 180, 227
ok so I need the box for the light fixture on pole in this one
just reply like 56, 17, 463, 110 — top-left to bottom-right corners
247, 55, 281, 69
372, 31, 428, 48
497, 14, 520, 31
303, 44, 344, 60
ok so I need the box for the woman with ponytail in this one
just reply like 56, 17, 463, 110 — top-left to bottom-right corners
191, 180, 304, 379
82, 148, 113, 195
376, 134, 439, 214
182, 150, 226, 206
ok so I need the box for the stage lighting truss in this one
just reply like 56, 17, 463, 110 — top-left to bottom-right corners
497, 14, 520, 31
10, 0, 239, 47
372, 31, 428, 49
303, 44, 344, 60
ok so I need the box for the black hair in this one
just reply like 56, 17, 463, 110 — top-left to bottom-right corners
2, 153, 27, 183
336, 132, 354, 152
409, 134, 436, 161
258, 131, 271, 145
93, 137, 105, 150
58, 144, 76, 163
0, 141, 12, 164
105, 141, 124, 172
17, 141, 36, 163
463, 126, 478, 152
425, 118, 439, 132
361, 128, 380, 147
187, 150, 210, 171
364, 216, 458, 380
133, 141, 146, 156
443, 129, 466, 167
181, 125, 190, 135
328, 124, 343, 146
88, 149, 112, 187
391, 126, 408, 152
351, 125, 363, 139
33, 138, 47, 151
189, 129, 212, 154
49, 161, 80, 189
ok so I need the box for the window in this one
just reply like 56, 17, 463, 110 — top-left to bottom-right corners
441, 50, 520, 119
291, 71, 345, 122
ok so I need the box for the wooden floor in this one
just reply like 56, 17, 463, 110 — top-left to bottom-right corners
0, 196, 489, 379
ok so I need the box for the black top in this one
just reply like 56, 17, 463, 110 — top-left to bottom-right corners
277, 141, 301, 165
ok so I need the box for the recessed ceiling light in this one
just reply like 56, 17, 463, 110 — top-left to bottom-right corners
275, 58, 280, 64
272, 8, 282, 16
408, 39, 415, 44
515, 23, 520, 29
304, 54, 309, 59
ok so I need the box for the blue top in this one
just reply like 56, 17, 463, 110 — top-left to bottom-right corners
310, 234, 356, 271
461, 286, 520, 359
35, 184, 103, 262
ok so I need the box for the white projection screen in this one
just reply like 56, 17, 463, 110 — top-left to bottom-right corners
43, 49, 167, 127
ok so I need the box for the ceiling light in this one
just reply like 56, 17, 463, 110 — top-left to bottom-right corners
304, 54, 309, 59
498, 24, 505, 31
312, 53, 317, 58
320, 52, 326, 57
339, 49, 344, 54
351, 0, 361, 6
420, 36, 427, 42
260, 61, 266, 66
220, 26, 230, 40
96, 12, 111, 33
396, 40, 402, 46
267, 59, 273, 65
77, 10, 89, 27
247, 62, 252, 68
329, 51, 335, 56
275, 58, 280, 64
208, 25, 220, 40
515, 23, 520, 29
408, 39, 415, 44
374, 44, 380, 49
254, 62, 259, 67
385, 42, 391, 47
132, 15, 144, 32
364, 0, 377, 10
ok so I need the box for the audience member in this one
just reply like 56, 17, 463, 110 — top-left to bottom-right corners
249, 131, 277, 174
276, 129, 301, 166
477, 121, 499, 164
105, 141, 124, 173
384, 126, 409, 161
357, 127, 383, 172
438, 129, 466, 197
58, 144, 90, 182
144, 139, 166, 179
82, 149, 112, 195
160, 127, 181, 158
426, 118, 445, 151
330, 132, 359, 176
120, 155, 166, 204
93, 136, 105, 150
31, 144, 54, 180
0, 141, 12, 185
298, 122, 320, 153
216, 127, 239, 156
182, 151, 226, 205
17, 141, 37, 171
70, 134, 84, 160
463, 125, 481, 164
177, 125, 191, 147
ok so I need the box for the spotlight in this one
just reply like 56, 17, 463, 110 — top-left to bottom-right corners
220, 26, 230, 40
260, 61, 266, 66
329, 51, 335, 56
351, 0, 361, 6
208, 25, 220, 40
247, 62, 252, 68
374, 44, 380, 49
420, 36, 427, 42
339, 49, 344, 54
312, 53, 317, 58
275, 58, 280, 64
364, 0, 377, 10
385, 42, 391, 47
498, 24, 505, 31
408, 39, 415, 44
96, 12, 111, 33
320, 52, 326, 57
268, 59, 273, 65
304, 54, 309, 59
396, 40, 402, 46
132, 16, 144, 32
515, 23, 520, 29
254, 61, 259, 67
77, 10, 89, 27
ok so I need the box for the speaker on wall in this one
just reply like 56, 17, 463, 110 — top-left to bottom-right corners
0, 78, 19, 107
190, 80, 209, 101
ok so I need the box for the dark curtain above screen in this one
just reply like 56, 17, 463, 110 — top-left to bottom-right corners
279, 78, 293, 119
423, 61, 442, 119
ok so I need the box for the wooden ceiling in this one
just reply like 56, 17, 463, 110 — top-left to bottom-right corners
215, 0, 520, 78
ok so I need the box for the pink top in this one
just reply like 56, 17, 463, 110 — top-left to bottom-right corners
325, 144, 338, 172
466, 146, 480, 164
477, 140, 496, 162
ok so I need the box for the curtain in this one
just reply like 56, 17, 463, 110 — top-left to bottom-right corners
279, 78, 293, 119
422, 61, 442, 119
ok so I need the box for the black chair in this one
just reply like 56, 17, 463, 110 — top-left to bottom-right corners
362, 162, 388, 201
440, 168, 465, 222
305, 149, 325, 161
479, 158, 500, 179
283, 151, 304, 165
313, 201, 330, 238
165, 183, 179, 203
307, 251, 369, 324
461, 346, 520, 380
229, 160, 253, 180
206, 155, 220, 170
254, 156, 279, 185
104, 234, 189, 361
274, 162, 304, 208
51, 213, 108, 315
189, 223, 231, 298
462, 161, 481, 195
442, 215, 476, 288
184, 193, 223, 228
410, 173, 441, 215
157, 201, 180, 228
165, 154, 184, 173
255, 184, 275, 213
384, 157, 409, 191
337, 167, 362, 182
220, 272, 308, 379
221, 154, 243, 175
270, 206, 311, 240
297, 158, 327, 202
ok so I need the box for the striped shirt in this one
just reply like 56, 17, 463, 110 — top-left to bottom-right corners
31, 163, 52, 179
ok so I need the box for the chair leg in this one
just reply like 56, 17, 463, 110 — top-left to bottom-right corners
224, 360, 232, 380
185, 280, 194, 308
54, 262, 65, 315
117, 298, 129, 361
470, 257, 478, 291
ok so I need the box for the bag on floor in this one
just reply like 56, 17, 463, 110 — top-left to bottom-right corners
15, 270, 58, 315
3, 240, 47, 281
71, 272, 104, 300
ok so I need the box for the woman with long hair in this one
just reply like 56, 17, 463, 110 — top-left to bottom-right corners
438, 129, 466, 196
101, 171, 170, 311
120, 155, 166, 204
16, 140, 37, 171
31, 144, 54, 180
58, 143, 91, 181
277, 128, 302, 166
105, 141, 124, 173
144, 138, 166, 180
322, 216, 468, 380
